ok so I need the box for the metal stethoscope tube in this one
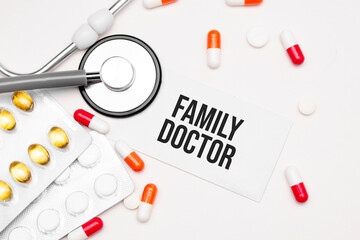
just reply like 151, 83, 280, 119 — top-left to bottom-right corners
0, 0, 131, 77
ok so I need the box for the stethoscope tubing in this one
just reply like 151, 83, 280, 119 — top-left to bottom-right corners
0, 0, 131, 77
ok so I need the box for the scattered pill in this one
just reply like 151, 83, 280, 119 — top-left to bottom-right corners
28, 144, 50, 165
247, 27, 269, 48
67, 217, 103, 240
0, 180, 12, 201
0, 109, 16, 131
225, 0, 263, 6
207, 30, 221, 69
94, 174, 118, 198
124, 192, 141, 210
115, 140, 144, 172
78, 144, 101, 168
54, 167, 71, 185
66, 191, 90, 215
8, 227, 33, 240
285, 166, 308, 203
37, 209, 61, 233
298, 98, 316, 116
137, 183, 157, 222
143, 0, 176, 9
9, 161, 31, 183
280, 30, 305, 65
49, 127, 69, 148
73, 109, 110, 134
12, 91, 34, 111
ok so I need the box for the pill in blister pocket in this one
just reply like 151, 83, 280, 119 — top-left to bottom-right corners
74, 109, 110, 134
54, 167, 71, 185
137, 183, 157, 222
67, 217, 103, 240
12, 91, 34, 111
28, 144, 50, 165
0, 180, 12, 201
8, 226, 33, 240
66, 191, 89, 215
37, 209, 60, 233
115, 140, 144, 172
0, 109, 16, 131
49, 127, 69, 148
78, 144, 101, 168
94, 174, 117, 198
9, 161, 31, 183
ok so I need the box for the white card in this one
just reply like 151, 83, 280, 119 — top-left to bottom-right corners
112, 70, 292, 202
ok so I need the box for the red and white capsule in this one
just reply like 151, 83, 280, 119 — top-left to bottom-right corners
137, 183, 158, 222
67, 217, 103, 240
74, 109, 110, 134
207, 30, 221, 69
143, 0, 177, 9
115, 140, 144, 172
280, 30, 305, 65
285, 166, 308, 203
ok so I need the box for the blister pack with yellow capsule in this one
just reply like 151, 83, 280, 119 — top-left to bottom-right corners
0, 132, 134, 240
0, 90, 91, 232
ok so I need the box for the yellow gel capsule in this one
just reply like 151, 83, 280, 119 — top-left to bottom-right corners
0, 109, 16, 131
12, 91, 34, 111
28, 144, 50, 165
9, 161, 32, 183
49, 127, 69, 148
0, 180, 12, 201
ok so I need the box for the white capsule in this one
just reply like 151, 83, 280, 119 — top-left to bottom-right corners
137, 184, 157, 222
137, 202, 153, 222
74, 109, 110, 134
207, 49, 221, 69
207, 30, 221, 69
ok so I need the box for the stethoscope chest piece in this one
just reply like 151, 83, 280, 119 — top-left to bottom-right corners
79, 35, 161, 117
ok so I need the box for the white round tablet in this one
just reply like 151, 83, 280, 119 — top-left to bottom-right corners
298, 98, 317, 116
78, 144, 101, 168
123, 192, 140, 210
94, 174, 118, 198
247, 27, 270, 48
65, 191, 89, 215
9, 226, 33, 240
54, 167, 71, 185
37, 209, 60, 233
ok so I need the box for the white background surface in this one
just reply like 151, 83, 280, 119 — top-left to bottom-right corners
0, 0, 359, 239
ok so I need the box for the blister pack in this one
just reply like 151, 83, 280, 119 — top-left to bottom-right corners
0, 91, 91, 232
0, 131, 134, 240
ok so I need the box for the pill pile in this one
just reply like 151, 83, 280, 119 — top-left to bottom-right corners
0, 91, 91, 232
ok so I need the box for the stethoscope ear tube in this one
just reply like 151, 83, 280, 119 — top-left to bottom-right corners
0, 70, 100, 93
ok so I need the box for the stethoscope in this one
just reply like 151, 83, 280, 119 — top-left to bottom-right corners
0, 0, 162, 118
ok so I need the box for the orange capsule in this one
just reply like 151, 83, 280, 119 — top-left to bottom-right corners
226, 0, 263, 6
115, 140, 144, 172
207, 30, 221, 69
137, 184, 158, 222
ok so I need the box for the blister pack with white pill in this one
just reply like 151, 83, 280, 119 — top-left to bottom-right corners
0, 131, 134, 240
0, 91, 91, 232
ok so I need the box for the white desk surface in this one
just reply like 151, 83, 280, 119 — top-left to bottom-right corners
0, 0, 359, 239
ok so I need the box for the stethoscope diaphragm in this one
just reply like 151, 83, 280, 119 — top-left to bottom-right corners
79, 35, 161, 118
